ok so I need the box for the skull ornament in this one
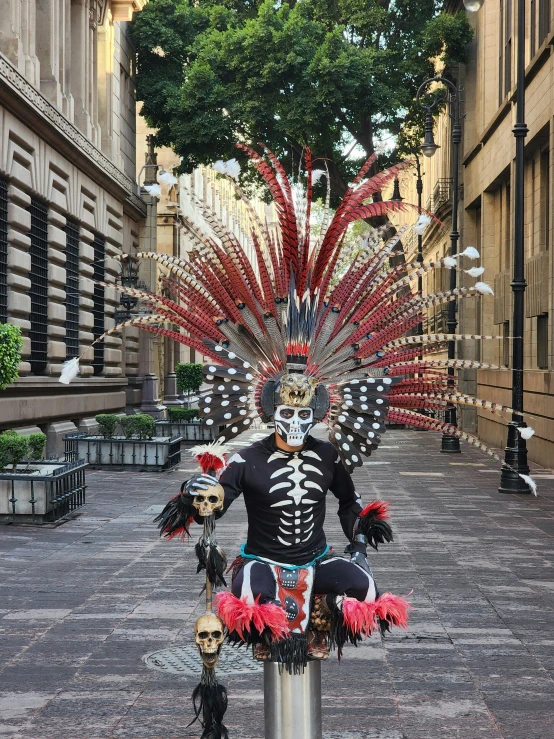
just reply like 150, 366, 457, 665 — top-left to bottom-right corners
195, 613, 225, 668
192, 481, 225, 517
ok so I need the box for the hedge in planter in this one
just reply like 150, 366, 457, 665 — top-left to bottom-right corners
96, 414, 119, 439
119, 414, 155, 440
0, 324, 23, 391
0, 430, 80, 524
167, 407, 199, 422
0, 430, 47, 472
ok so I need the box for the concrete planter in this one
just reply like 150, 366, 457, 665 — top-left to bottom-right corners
0, 461, 87, 523
154, 420, 215, 444
64, 433, 182, 471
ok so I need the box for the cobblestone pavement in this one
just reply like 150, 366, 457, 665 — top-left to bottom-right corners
1, 428, 554, 739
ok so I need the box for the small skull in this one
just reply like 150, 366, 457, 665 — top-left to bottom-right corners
192, 481, 225, 517
195, 613, 225, 668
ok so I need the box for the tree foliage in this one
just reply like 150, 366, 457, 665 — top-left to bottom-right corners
175, 363, 203, 395
132, 0, 472, 203
0, 324, 23, 391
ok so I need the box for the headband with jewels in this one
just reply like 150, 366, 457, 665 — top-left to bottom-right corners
60, 144, 530, 479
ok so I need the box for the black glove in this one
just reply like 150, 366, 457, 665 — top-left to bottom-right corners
183, 473, 218, 497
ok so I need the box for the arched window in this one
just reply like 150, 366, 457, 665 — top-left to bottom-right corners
29, 200, 49, 375
92, 234, 105, 375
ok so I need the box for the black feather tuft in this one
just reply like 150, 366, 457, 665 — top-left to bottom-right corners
153, 488, 197, 539
356, 503, 393, 550
190, 666, 229, 739
327, 596, 361, 659
195, 540, 228, 588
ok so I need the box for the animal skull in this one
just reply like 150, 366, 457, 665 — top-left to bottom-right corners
195, 613, 225, 668
192, 481, 224, 517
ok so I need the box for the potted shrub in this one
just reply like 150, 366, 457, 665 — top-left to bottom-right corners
65, 414, 181, 471
0, 430, 86, 523
0, 324, 23, 391
175, 362, 203, 406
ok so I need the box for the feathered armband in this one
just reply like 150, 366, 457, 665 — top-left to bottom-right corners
355, 500, 393, 550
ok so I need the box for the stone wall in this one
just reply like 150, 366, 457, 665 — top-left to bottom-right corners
0, 0, 148, 456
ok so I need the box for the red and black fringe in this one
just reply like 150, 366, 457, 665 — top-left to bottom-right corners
153, 485, 196, 540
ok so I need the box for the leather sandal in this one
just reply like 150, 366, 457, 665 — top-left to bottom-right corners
306, 630, 329, 660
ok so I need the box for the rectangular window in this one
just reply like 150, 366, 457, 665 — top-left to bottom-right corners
92, 234, 105, 375
539, 0, 551, 46
504, 182, 511, 269
537, 313, 548, 369
504, 0, 512, 97
541, 148, 550, 251
64, 220, 80, 359
499, 0, 504, 105
529, 0, 537, 59
0, 179, 7, 323
503, 321, 510, 367
29, 200, 49, 375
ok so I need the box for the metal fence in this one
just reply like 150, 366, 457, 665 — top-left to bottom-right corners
64, 433, 182, 471
154, 420, 216, 444
0, 460, 87, 524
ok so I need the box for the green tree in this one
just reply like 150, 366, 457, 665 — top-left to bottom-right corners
175, 362, 204, 405
132, 0, 472, 204
0, 324, 23, 391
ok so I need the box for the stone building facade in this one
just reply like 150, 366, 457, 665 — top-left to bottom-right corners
401, 0, 554, 468
136, 127, 271, 405
0, 0, 151, 455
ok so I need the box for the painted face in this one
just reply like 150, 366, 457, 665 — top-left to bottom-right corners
274, 405, 314, 447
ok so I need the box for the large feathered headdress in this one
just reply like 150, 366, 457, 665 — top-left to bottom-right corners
60, 145, 536, 487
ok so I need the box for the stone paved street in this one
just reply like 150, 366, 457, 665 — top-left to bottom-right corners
1, 428, 554, 739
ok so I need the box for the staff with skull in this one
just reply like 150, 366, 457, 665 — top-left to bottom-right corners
155, 443, 230, 739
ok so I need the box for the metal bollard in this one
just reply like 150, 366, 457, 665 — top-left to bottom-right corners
263, 661, 322, 739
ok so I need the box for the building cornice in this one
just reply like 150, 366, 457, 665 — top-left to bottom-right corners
0, 53, 146, 219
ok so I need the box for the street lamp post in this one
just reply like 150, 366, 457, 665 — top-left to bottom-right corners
416, 76, 464, 453
465, 0, 531, 492
414, 157, 424, 344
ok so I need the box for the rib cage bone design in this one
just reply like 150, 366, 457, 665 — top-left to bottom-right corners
268, 449, 324, 547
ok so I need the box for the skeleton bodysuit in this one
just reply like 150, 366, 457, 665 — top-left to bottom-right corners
218, 434, 362, 566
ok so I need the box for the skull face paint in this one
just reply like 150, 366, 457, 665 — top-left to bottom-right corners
274, 405, 314, 447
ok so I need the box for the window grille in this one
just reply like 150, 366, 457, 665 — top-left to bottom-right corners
537, 313, 549, 369
64, 220, 80, 359
29, 201, 49, 374
0, 179, 7, 323
92, 234, 105, 375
